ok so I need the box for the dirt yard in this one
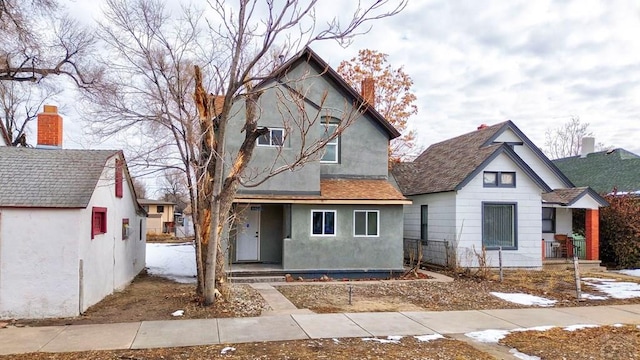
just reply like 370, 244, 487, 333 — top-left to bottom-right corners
4, 269, 640, 359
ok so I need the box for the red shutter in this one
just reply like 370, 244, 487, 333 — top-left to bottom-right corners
115, 159, 123, 198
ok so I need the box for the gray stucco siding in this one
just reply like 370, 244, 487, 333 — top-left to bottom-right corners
283, 204, 404, 270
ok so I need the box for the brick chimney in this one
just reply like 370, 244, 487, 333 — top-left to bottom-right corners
37, 105, 63, 148
361, 77, 375, 106
477, 124, 488, 130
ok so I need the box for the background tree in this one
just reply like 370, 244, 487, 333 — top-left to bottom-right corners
544, 116, 593, 159
131, 177, 147, 199
337, 49, 418, 162
83, 0, 406, 305
157, 168, 189, 213
0, 0, 101, 85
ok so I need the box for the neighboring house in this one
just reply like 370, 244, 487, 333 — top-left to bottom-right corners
392, 121, 607, 269
553, 138, 640, 195
175, 205, 194, 238
138, 199, 176, 235
0, 105, 146, 319
224, 47, 410, 274
0, 121, 9, 146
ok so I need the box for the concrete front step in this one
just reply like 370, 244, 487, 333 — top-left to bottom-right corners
543, 259, 607, 272
229, 276, 286, 283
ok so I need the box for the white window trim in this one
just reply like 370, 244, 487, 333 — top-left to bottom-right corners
257, 127, 285, 147
320, 124, 339, 163
310, 209, 337, 237
353, 210, 380, 237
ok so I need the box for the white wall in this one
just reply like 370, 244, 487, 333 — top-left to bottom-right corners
455, 153, 543, 268
79, 155, 146, 313
0, 208, 83, 318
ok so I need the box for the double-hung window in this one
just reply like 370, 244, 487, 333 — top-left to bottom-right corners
257, 128, 285, 146
311, 210, 336, 236
420, 205, 428, 242
354, 210, 379, 237
320, 123, 339, 163
483, 171, 516, 187
92, 207, 107, 239
482, 202, 517, 249
542, 207, 556, 233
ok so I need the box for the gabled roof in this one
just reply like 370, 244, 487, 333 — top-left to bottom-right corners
542, 187, 608, 207
0, 122, 10, 146
553, 148, 640, 194
235, 179, 410, 204
0, 147, 119, 208
392, 121, 561, 195
259, 46, 401, 140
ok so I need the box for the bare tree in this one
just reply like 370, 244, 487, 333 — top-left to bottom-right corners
0, 0, 101, 85
544, 116, 593, 159
131, 177, 148, 199
84, 0, 406, 305
157, 168, 189, 212
0, 81, 61, 145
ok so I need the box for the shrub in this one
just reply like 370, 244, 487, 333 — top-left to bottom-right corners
600, 194, 640, 268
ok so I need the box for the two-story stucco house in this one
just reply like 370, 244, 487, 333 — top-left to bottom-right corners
0, 106, 146, 319
392, 121, 607, 269
138, 199, 176, 235
223, 47, 410, 276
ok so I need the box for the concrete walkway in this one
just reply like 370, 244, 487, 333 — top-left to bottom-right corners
2, 304, 640, 355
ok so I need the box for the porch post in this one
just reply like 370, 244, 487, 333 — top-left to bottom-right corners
585, 209, 600, 260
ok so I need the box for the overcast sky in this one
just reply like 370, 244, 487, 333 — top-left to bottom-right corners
62, 0, 640, 158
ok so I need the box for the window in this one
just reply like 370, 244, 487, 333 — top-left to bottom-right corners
156, 205, 164, 213
420, 205, 428, 241
320, 123, 339, 163
122, 218, 130, 240
354, 210, 379, 237
257, 128, 285, 146
115, 159, 123, 198
92, 207, 107, 239
542, 208, 556, 233
482, 202, 517, 249
483, 171, 516, 187
311, 210, 336, 236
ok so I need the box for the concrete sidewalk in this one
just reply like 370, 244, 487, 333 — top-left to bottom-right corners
2, 304, 640, 355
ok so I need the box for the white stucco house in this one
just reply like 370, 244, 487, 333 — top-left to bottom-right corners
0, 105, 147, 319
392, 121, 607, 269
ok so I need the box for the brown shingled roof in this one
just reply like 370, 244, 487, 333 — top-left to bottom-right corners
393, 122, 508, 195
234, 179, 410, 204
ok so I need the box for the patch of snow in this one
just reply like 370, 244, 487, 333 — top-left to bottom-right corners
146, 243, 196, 283
582, 277, 616, 282
387, 335, 404, 341
563, 324, 599, 331
220, 346, 236, 355
583, 278, 640, 299
332, 338, 340, 343
580, 293, 608, 300
510, 348, 541, 360
619, 269, 640, 277
465, 329, 512, 343
490, 292, 557, 307
466, 327, 554, 344
171, 310, 184, 317
362, 337, 400, 344
614, 324, 624, 327
415, 334, 445, 342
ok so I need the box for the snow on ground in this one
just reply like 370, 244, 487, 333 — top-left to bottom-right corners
582, 278, 640, 299
414, 334, 445, 342
490, 292, 557, 307
619, 269, 640, 277
580, 293, 608, 300
362, 336, 401, 344
509, 348, 541, 360
146, 243, 196, 283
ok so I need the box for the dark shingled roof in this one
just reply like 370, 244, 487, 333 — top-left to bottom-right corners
553, 149, 640, 194
542, 187, 608, 207
0, 147, 119, 208
393, 122, 509, 195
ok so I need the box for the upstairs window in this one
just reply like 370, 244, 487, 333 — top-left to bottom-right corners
115, 159, 123, 198
156, 205, 164, 213
92, 207, 107, 239
320, 123, 339, 163
483, 171, 516, 188
257, 128, 284, 147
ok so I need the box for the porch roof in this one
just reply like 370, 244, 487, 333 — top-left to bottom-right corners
542, 187, 608, 208
234, 179, 411, 204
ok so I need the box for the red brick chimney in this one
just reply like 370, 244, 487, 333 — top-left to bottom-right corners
37, 105, 63, 148
361, 77, 375, 106
477, 124, 488, 130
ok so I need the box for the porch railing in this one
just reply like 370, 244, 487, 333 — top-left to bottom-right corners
543, 237, 586, 260
404, 238, 451, 267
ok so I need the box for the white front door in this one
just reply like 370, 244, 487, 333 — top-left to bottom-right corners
236, 205, 260, 261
